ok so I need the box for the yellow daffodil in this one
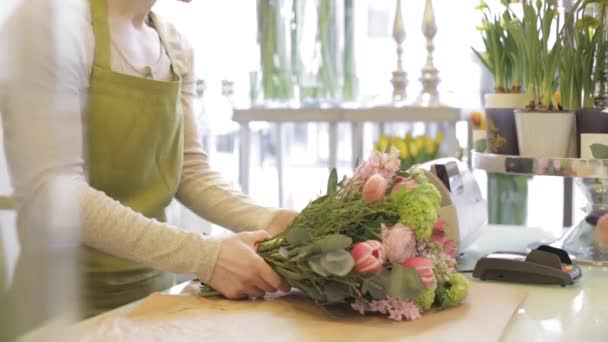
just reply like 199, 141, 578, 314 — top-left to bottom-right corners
392, 139, 409, 160
435, 130, 444, 145
377, 134, 389, 152
424, 138, 436, 155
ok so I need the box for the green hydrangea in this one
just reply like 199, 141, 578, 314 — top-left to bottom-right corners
408, 168, 428, 184
415, 286, 436, 312
391, 181, 441, 241
436, 273, 469, 309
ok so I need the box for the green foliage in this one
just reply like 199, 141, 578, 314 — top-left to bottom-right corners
387, 264, 425, 300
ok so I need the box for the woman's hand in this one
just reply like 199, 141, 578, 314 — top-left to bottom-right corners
206, 230, 290, 299
266, 209, 299, 237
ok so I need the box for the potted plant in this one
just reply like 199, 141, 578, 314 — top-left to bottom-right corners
473, 1, 526, 155
561, 2, 608, 158
505, 0, 578, 158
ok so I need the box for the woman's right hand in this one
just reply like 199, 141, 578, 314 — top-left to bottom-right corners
206, 230, 290, 299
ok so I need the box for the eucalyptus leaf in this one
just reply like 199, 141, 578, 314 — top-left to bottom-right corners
286, 228, 313, 245
320, 250, 355, 277
324, 281, 348, 304
590, 143, 608, 159
387, 264, 425, 300
313, 234, 353, 253
361, 269, 390, 300
327, 168, 338, 196
308, 254, 330, 277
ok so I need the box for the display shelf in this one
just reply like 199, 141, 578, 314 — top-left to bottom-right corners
472, 152, 608, 265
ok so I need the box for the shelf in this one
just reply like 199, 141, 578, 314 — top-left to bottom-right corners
233, 105, 462, 123
472, 152, 608, 179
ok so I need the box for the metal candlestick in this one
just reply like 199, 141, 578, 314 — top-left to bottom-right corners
417, 0, 440, 107
390, 0, 407, 102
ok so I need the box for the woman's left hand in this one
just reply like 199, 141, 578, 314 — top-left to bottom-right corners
266, 209, 298, 237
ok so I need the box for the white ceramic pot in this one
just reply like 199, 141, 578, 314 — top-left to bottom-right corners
484, 93, 527, 109
515, 110, 577, 158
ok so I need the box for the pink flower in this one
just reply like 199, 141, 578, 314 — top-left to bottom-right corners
351, 240, 385, 274
362, 174, 387, 202
430, 235, 458, 258
432, 218, 447, 235
382, 223, 416, 263
402, 257, 435, 288
367, 297, 421, 321
392, 178, 418, 193
351, 299, 366, 315
430, 218, 458, 258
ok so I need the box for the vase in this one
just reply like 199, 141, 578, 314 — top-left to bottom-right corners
256, 0, 297, 106
515, 110, 577, 158
297, 0, 344, 106
484, 94, 526, 155
576, 108, 608, 159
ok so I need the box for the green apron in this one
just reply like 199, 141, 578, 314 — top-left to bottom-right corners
82, 0, 183, 317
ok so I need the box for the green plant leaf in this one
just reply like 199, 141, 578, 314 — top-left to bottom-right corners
324, 281, 349, 304
297, 282, 326, 302
307, 255, 330, 277
286, 228, 313, 245
327, 168, 338, 196
590, 143, 608, 159
474, 139, 487, 153
387, 264, 425, 300
320, 250, 355, 277
361, 269, 390, 300
313, 234, 353, 253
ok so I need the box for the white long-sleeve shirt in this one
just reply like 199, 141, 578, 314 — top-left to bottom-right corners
0, 0, 275, 282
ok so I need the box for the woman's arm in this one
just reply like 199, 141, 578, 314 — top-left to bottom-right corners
1, 0, 222, 282
173, 31, 288, 233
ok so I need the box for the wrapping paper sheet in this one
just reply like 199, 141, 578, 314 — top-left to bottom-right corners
73, 282, 526, 342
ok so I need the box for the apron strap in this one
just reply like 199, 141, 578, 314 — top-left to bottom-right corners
149, 12, 184, 80
90, 0, 112, 70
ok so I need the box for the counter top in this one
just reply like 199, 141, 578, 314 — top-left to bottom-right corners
20, 225, 608, 341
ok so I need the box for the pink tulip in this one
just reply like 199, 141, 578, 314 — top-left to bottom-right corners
362, 174, 387, 202
382, 223, 416, 263
351, 240, 385, 274
432, 218, 447, 235
392, 178, 418, 193
402, 257, 435, 288
430, 235, 458, 258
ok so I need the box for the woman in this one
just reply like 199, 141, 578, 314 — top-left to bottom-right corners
0, 0, 295, 331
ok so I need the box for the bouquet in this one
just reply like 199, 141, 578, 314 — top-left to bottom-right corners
203, 149, 468, 321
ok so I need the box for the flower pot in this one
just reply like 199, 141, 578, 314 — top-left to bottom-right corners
515, 110, 577, 158
576, 108, 608, 159
484, 94, 526, 155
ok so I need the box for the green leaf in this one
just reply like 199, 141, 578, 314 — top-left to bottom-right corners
307, 255, 330, 277
327, 168, 338, 196
387, 264, 425, 300
324, 281, 349, 304
297, 282, 326, 302
286, 228, 313, 245
313, 234, 353, 253
590, 143, 608, 159
474, 139, 487, 153
361, 269, 390, 300
320, 250, 355, 277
